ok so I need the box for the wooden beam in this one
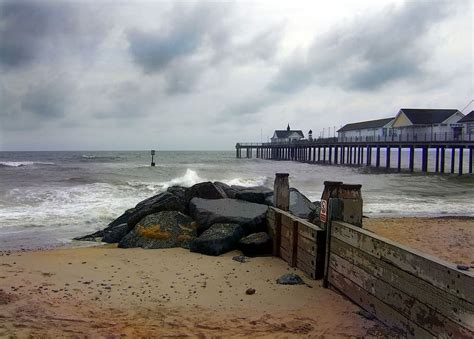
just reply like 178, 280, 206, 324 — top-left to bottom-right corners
331, 221, 474, 302
331, 238, 474, 333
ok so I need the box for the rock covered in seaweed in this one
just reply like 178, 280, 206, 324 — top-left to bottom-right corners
118, 211, 197, 249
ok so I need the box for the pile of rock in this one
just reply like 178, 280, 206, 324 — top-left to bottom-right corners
74, 181, 319, 257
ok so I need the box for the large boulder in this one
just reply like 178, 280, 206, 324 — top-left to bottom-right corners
167, 186, 188, 210
73, 208, 136, 242
289, 188, 317, 219
264, 188, 317, 220
235, 186, 273, 205
127, 192, 185, 229
118, 211, 197, 249
190, 223, 244, 256
238, 232, 272, 257
213, 182, 239, 199
102, 223, 129, 243
189, 198, 268, 234
185, 181, 227, 203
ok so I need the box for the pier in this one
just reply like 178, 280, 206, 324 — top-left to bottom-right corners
236, 137, 474, 175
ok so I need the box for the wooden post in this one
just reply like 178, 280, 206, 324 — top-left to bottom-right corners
366, 146, 371, 166
458, 147, 463, 175
151, 150, 156, 166
334, 146, 338, 164
397, 146, 402, 172
421, 146, 428, 172
274, 173, 289, 211
450, 147, 455, 174
329, 146, 333, 164
409, 146, 414, 172
323, 147, 327, 163
440, 147, 445, 173
376, 147, 381, 168
386, 147, 390, 169
291, 220, 298, 267
317, 147, 321, 162
435, 147, 440, 173
469, 147, 473, 174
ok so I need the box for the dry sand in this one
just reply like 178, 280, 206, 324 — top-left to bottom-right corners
0, 245, 389, 338
364, 216, 474, 266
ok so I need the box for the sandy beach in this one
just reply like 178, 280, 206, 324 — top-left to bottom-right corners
364, 216, 474, 266
0, 245, 389, 338
1, 215, 472, 337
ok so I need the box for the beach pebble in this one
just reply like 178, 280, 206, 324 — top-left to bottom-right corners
232, 255, 248, 263
456, 264, 469, 271
245, 288, 256, 295
276, 273, 304, 285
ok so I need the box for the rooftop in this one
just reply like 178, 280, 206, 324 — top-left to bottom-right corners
400, 108, 460, 125
337, 117, 394, 132
458, 111, 474, 123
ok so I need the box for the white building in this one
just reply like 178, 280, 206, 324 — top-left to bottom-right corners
391, 108, 465, 141
337, 117, 394, 142
459, 111, 474, 139
271, 124, 304, 143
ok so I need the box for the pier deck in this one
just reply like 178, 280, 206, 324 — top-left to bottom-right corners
236, 138, 474, 175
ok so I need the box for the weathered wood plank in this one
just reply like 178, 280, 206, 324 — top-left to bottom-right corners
331, 221, 474, 302
280, 246, 291, 264
298, 236, 316, 256
331, 238, 474, 330
297, 258, 318, 279
330, 252, 473, 338
297, 246, 316, 270
328, 268, 433, 338
280, 235, 290, 252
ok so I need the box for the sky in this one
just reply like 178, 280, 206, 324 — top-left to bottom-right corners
0, 0, 472, 151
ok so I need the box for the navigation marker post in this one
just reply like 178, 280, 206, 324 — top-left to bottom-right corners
151, 150, 156, 167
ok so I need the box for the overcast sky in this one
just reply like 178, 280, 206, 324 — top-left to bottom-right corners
0, 0, 472, 151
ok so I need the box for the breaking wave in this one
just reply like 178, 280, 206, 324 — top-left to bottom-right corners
0, 161, 55, 167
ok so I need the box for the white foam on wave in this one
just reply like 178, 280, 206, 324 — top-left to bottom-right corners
0, 183, 151, 234
222, 176, 267, 187
159, 169, 204, 189
0, 161, 55, 167
81, 154, 96, 159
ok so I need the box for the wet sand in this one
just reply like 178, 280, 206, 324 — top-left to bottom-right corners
0, 246, 389, 337
364, 216, 474, 266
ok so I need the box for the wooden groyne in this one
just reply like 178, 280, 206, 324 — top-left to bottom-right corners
236, 139, 474, 175
267, 176, 474, 337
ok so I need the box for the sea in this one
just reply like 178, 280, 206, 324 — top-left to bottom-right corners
0, 150, 473, 251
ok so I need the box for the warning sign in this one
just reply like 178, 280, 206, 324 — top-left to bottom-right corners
320, 199, 327, 223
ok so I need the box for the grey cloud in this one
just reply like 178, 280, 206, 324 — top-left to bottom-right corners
127, 3, 282, 94
270, 1, 459, 93
21, 81, 73, 118
0, 0, 108, 70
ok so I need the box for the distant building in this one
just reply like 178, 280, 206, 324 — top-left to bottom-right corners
271, 124, 304, 143
337, 117, 394, 142
459, 110, 474, 138
391, 108, 464, 141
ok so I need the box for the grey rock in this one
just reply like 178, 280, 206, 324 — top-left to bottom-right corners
214, 181, 238, 199
265, 188, 317, 220
235, 186, 273, 205
238, 232, 272, 257
276, 273, 304, 285
185, 181, 227, 203
457, 264, 469, 271
102, 223, 129, 243
245, 288, 256, 295
189, 198, 268, 234
232, 255, 248, 263
118, 211, 197, 249
167, 186, 188, 211
190, 223, 245, 256
73, 208, 136, 242
127, 192, 184, 229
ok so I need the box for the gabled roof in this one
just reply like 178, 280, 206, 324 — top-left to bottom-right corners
273, 130, 304, 138
400, 108, 460, 125
337, 118, 394, 132
458, 111, 474, 123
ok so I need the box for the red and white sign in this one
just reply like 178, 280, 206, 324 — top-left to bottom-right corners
320, 199, 327, 223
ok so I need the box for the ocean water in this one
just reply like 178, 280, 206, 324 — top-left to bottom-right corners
0, 150, 473, 250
